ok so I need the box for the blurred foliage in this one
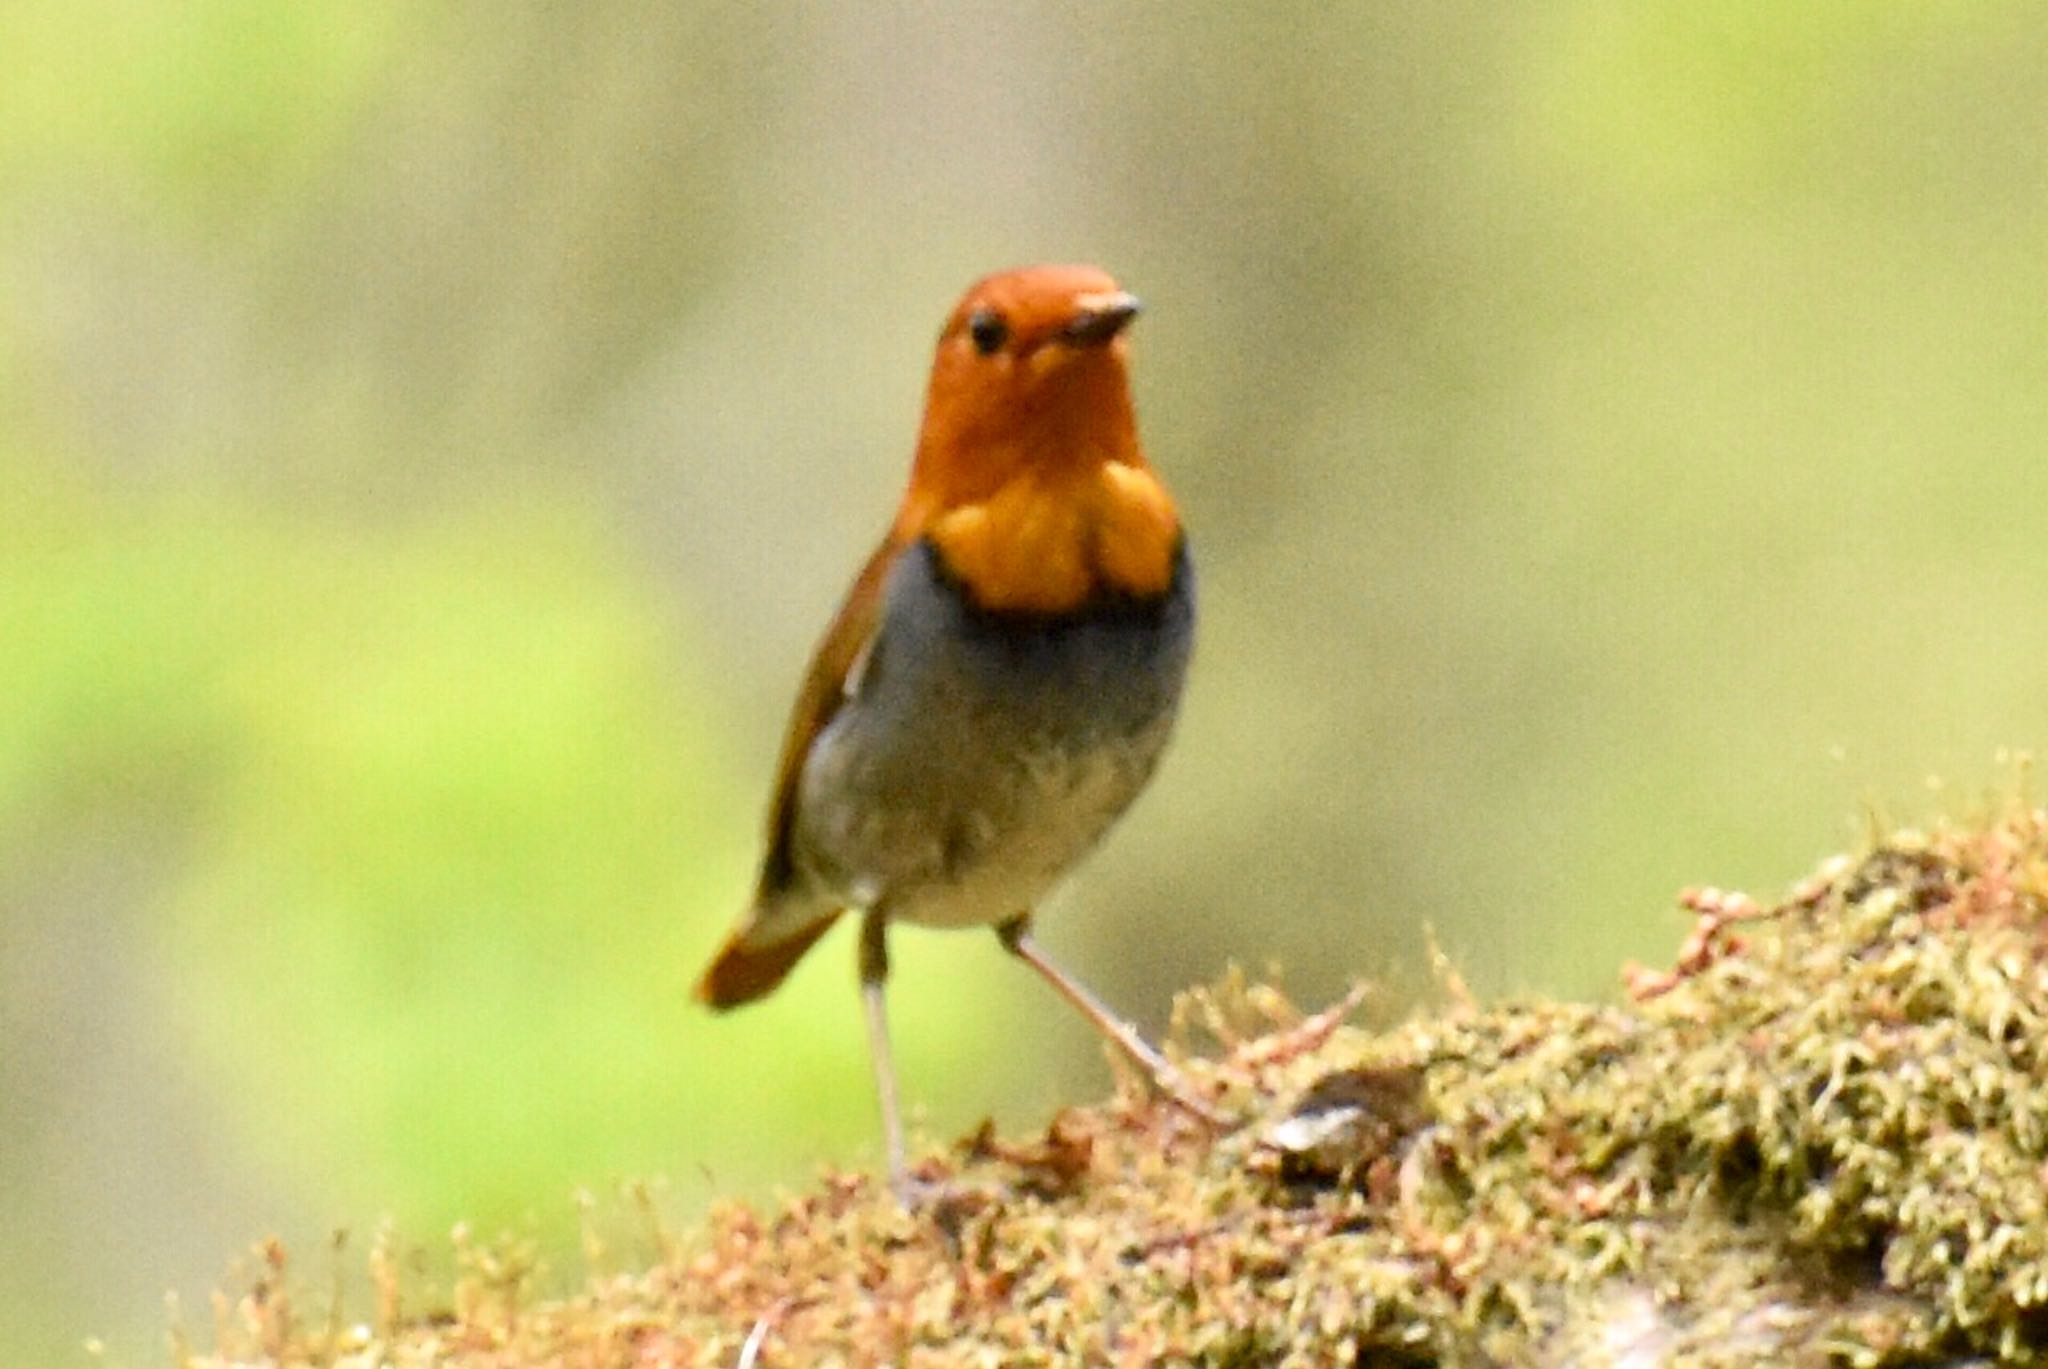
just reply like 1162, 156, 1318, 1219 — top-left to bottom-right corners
2, 2, 2046, 1364
0, 6, 400, 208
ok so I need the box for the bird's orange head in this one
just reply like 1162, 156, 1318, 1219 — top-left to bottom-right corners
895, 264, 1181, 615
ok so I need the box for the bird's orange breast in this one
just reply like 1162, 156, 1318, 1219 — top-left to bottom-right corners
924, 460, 1181, 615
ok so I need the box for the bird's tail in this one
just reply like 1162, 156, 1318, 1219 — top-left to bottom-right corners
694, 903, 841, 1010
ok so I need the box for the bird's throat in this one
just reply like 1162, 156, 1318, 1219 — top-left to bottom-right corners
925, 461, 1181, 615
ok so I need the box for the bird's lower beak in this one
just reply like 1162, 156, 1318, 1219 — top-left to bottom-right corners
1060, 291, 1142, 348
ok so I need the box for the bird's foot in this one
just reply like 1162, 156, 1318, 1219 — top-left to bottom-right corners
885, 1166, 995, 1226
1148, 1063, 1233, 1130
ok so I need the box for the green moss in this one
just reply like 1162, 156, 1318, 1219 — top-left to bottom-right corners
191, 812, 2048, 1366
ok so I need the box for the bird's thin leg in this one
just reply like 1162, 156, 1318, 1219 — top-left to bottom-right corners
858, 910, 912, 1199
996, 916, 1226, 1126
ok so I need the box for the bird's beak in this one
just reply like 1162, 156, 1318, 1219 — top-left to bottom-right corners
1060, 290, 1142, 348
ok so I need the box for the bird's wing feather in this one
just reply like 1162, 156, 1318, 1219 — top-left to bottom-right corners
695, 536, 903, 1010
753, 534, 903, 899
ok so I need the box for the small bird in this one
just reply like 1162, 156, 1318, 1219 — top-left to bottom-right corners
695, 264, 1212, 1200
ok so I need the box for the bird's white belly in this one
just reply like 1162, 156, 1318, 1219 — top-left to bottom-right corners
868, 740, 1158, 929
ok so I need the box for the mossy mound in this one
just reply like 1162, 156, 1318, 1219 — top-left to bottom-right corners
195, 814, 2048, 1366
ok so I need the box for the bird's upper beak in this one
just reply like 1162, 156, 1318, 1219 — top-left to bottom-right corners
1060, 290, 1142, 348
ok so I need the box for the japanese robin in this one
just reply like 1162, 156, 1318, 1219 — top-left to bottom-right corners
695, 264, 1211, 1199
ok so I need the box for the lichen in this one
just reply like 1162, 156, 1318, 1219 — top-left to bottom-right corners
190, 810, 2048, 1367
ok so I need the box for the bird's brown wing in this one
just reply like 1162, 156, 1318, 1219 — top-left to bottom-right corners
752, 534, 902, 899
694, 536, 903, 1010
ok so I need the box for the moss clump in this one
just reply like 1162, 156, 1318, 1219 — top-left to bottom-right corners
193, 813, 2048, 1366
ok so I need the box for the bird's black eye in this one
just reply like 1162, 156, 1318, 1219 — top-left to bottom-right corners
967, 309, 1008, 355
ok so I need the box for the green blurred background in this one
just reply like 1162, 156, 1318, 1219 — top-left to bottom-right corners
4, 2, 2046, 1361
